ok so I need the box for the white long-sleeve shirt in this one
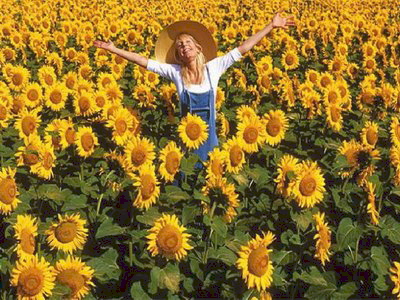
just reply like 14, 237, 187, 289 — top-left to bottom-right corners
146, 47, 242, 96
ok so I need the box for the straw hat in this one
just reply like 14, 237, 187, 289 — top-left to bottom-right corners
154, 20, 217, 64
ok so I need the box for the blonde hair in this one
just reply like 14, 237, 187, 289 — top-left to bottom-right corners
174, 33, 206, 87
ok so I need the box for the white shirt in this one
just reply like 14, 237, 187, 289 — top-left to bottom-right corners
147, 48, 242, 96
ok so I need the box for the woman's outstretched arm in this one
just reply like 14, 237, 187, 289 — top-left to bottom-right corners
237, 11, 296, 55
93, 40, 149, 68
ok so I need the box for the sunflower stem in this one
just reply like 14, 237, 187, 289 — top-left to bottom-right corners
129, 241, 133, 267
96, 194, 104, 216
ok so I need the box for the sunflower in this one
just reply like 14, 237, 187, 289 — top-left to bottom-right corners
30, 142, 56, 180
281, 49, 299, 70
44, 82, 68, 111
290, 161, 325, 208
236, 232, 275, 292
363, 56, 377, 73
159, 141, 183, 182
13, 215, 38, 260
129, 164, 160, 210
134, 84, 156, 108
45, 213, 88, 254
123, 135, 155, 171
78, 64, 93, 81
201, 176, 239, 223
205, 148, 227, 180
317, 72, 334, 90
391, 117, 400, 148
54, 256, 95, 300
313, 212, 331, 266
146, 214, 192, 261
275, 154, 299, 197
223, 136, 246, 174
0, 99, 11, 128
96, 72, 116, 89
93, 90, 109, 110
63, 71, 78, 91
256, 55, 273, 75
0, 166, 21, 216
305, 70, 319, 85
325, 103, 342, 132
74, 78, 94, 95
354, 146, 380, 187
356, 86, 376, 113
361, 121, 378, 147
38, 65, 57, 87
323, 83, 343, 105
15, 108, 41, 141
262, 110, 288, 146
6, 65, 31, 92
217, 112, 230, 137
58, 118, 76, 150
390, 261, 400, 299
236, 105, 257, 123
75, 126, 99, 158
257, 72, 272, 94
328, 56, 347, 75
10, 255, 55, 300
237, 115, 266, 153
364, 181, 379, 225
106, 107, 134, 146
73, 91, 97, 116
105, 82, 123, 103
21, 83, 43, 108
178, 113, 209, 150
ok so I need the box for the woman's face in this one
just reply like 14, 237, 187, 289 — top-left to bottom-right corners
175, 34, 199, 63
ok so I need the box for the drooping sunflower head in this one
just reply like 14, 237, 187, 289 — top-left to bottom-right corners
13, 214, 38, 260
0, 167, 20, 215
30, 142, 56, 180
236, 232, 275, 292
313, 212, 331, 265
130, 164, 160, 210
10, 255, 55, 299
159, 141, 183, 182
275, 154, 299, 197
55, 256, 95, 300
364, 181, 379, 225
45, 213, 88, 254
146, 214, 193, 261
237, 115, 266, 153
325, 103, 342, 132
262, 110, 288, 146
178, 113, 209, 150
391, 117, 400, 147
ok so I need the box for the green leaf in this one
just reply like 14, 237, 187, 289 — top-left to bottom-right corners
87, 248, 121, 282
159, 263, 181, 293
298, 266, 328, 286
136, 207, 161, 225
211, 217, 227, 238
380, 215, 400, 244
163, 185, 190, 202
95, 216, 125, 239
130, 282, 152, 300
63, 194, 87, 211
182, 205, 200, 225
331, 282, 357, 300
370, 246, 390, 276
271, 250, 297, 266
37, 184, 63, 203
208, 247, 237, 266
291, 210, 313, 231
183, 277, 195, 293
49, 282, 71, 299
304, 283, 337, 300
336, 218, 363, 251
180, 154, 199, 175
332, 189, 353, 213
148, 266, 161, 294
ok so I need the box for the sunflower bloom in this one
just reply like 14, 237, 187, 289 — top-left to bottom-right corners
10, 256, 55, 300
13, 215, 38, 260
365, 181, 379, 225
15, 108, 41, 141
275, 154, 299, 197
55, 256, 95, 300
236, 232, 275, 292
106, 107, 135, 146
262, 110, 288, 146
0, 167, 20, 215
146, 214, 193, 261
290, 161, 326, 208
313, 212, 332, 266
237, 115, 266, 153
75, 126, 98, 158
361, 121, 378, 147
159, 141, 183, 182
130, 164, 160, 210
123, 135, 155, 172
45, 213, 88, 254
390, 261, 400, 299
178, 113, 209, 150
205, 148, 227, 180
223, 136, 246, 174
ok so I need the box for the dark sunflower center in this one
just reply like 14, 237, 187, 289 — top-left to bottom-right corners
243, 126, 258, 144
66, 128, 76, 145
330, 106, 341, 122
43, 152, 54, 170
27, 89, 39, 101
299, 175, 317, 196
96, 96, 106, 107
0, 178, 17, 204
285, 55, 294, 65
57, 269, 85, 296
230, 145, 243, 167
248, 246, 269, 277
12, 73, 23, 86
156, 224, 182, 254
18, 268, 44, 296
81, 133, 94, 151
141, 174, 155, 200
115, 119, 127, 135
321, 77, 331, 88
20, 228, 35, 254
22, 116, 36, 136
79, 97, 90, 112
366, 128, 378, 145
186, 122, 201, 140
0, 105, 7, 120
66, 77, 75, 89
55, 222, 77, 243
131, 148, 146, 167
50, 90, 62, 104
211, 159, 224, 177
266, 118, 281, 137
166, 151, 180, 174
44, 74, 53, 86
328, 91, 338, 104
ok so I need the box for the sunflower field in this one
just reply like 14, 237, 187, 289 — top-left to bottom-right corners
1, 0, 400, 299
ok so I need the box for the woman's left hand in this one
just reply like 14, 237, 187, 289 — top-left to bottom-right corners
272, 11, 296, 29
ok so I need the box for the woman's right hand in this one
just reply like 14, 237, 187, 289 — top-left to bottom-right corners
93, 40, 115, 51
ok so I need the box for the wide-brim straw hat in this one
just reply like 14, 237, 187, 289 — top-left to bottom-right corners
154, 20, 217, 64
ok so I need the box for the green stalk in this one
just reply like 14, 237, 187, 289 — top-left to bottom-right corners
96, 194, 104, 216
129, 241, 133, 267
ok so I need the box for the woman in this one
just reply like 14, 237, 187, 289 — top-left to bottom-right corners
94, 12, 295, 161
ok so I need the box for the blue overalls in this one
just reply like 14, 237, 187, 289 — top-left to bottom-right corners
179, 66, 218, 162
